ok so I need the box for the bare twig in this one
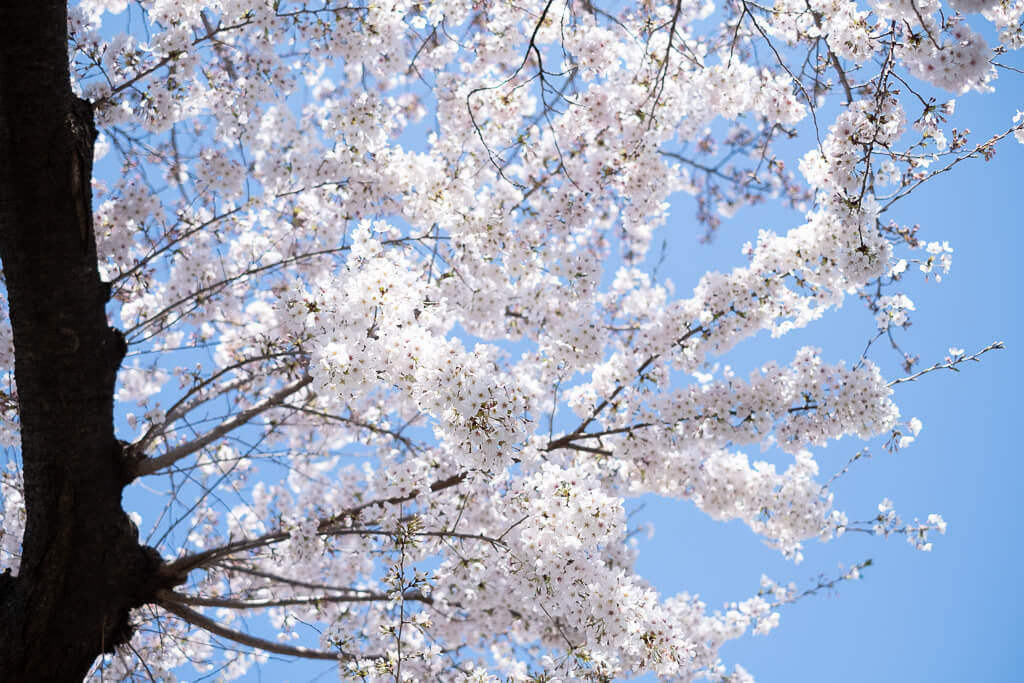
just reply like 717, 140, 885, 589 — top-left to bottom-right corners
881, 126, 1024, 213
135, 375, 313, 476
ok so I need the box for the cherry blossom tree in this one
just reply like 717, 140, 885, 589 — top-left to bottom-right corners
0, 0, 1019, 679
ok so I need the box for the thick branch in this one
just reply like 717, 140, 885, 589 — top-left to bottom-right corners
156, 597, 350, 661
160, 588, 431, 609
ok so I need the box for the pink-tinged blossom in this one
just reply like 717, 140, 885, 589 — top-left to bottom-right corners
0, 0, 1003, 679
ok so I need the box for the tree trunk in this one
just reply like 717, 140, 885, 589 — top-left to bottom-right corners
0, 2, 162, 680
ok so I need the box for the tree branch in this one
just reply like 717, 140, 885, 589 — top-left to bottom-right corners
159, 472, 468, 579
887, 341, 1004, 387
156, 597, 351, 661
159, 588, 431, 609
135, 375, 313, 477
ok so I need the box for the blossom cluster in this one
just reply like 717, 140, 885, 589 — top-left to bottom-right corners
0, 0, 1014, 679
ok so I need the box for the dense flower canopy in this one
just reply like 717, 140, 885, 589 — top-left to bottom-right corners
1, 0, 1020, 679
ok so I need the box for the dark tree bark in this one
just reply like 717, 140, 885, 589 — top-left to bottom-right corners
0, 2, 165, 680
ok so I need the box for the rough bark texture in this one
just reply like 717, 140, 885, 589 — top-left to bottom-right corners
0, 2, 164, 680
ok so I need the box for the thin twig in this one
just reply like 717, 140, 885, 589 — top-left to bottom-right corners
135, 375, 313, 476
887, 341, 1004, 387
